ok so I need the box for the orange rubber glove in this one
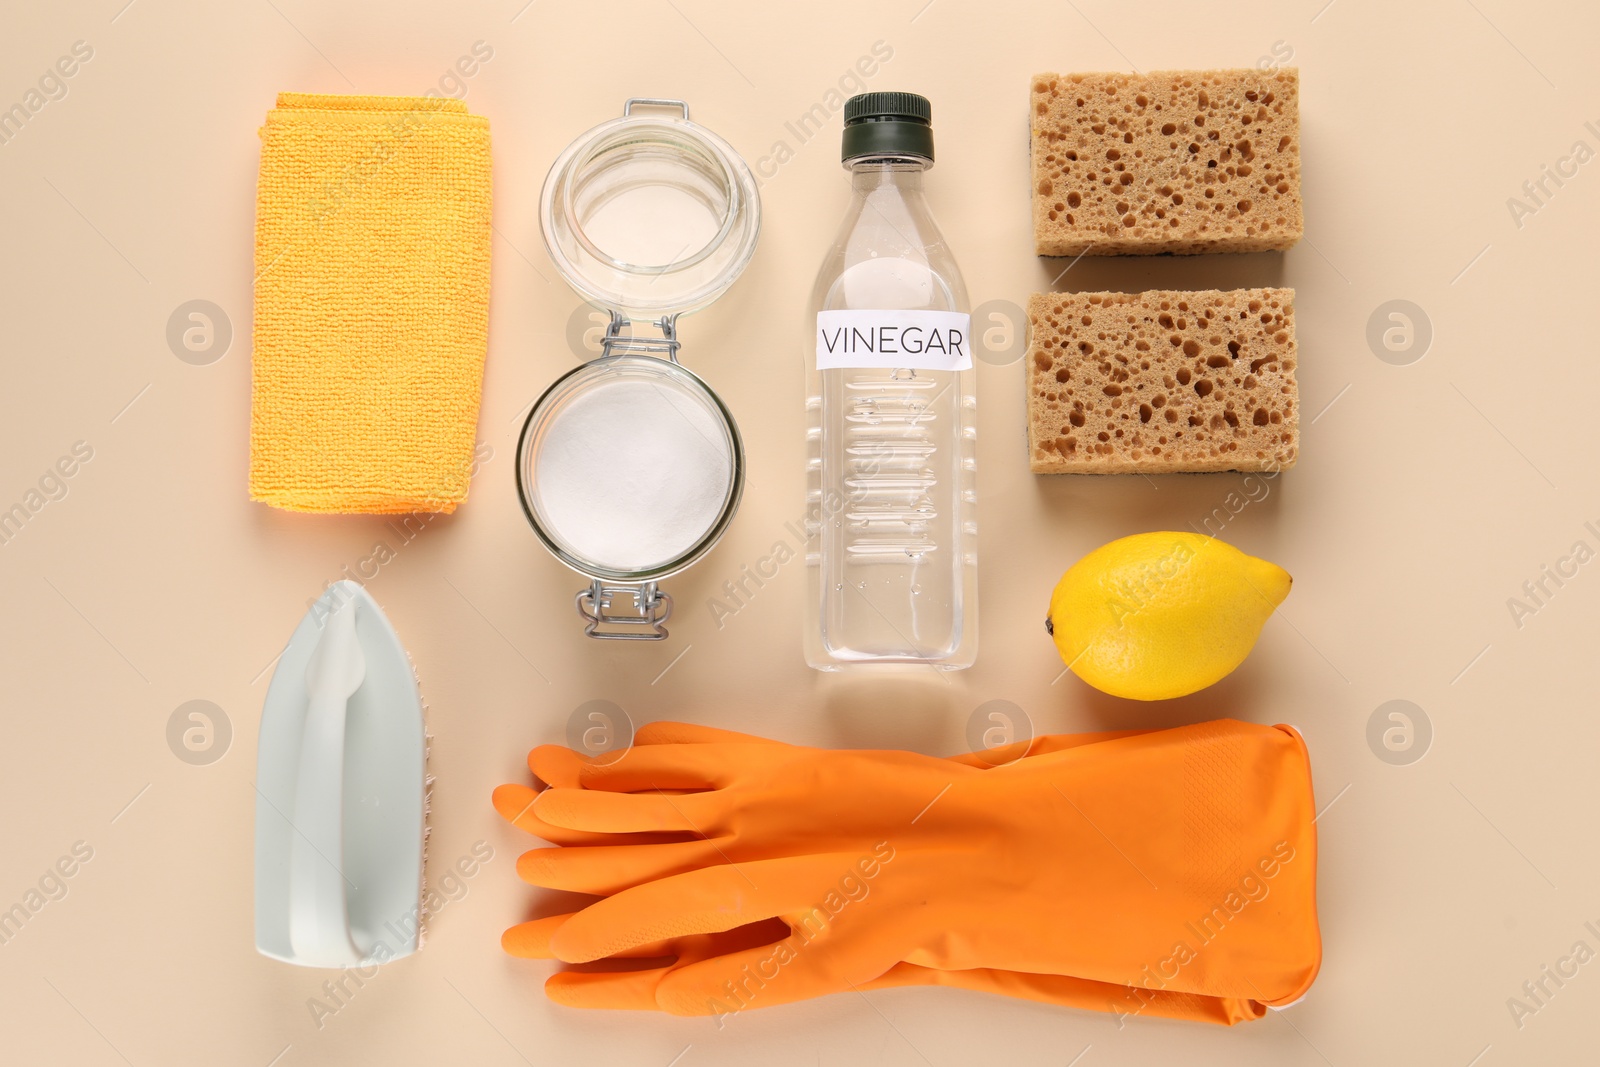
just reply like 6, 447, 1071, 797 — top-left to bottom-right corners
492, 720, 1319, 1023
498, 723, 1262, 1023
493, 722, 1252, 1020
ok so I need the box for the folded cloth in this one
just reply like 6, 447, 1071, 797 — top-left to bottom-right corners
250, 93, 492, 514
493, 720, 1321, 1024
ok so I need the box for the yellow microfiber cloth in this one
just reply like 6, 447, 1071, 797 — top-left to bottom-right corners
250, 92, 492, 514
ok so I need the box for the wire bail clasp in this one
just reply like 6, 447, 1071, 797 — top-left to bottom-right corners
576, 579, 673, 640
598, 311, 682, 364
623, 98, 690, 120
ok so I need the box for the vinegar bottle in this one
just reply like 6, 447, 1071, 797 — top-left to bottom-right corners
804, 92, 977, 670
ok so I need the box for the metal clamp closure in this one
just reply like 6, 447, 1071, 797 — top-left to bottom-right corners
598, 311, 682, 363
576, 580, 673, 640
623, 98, 690, 120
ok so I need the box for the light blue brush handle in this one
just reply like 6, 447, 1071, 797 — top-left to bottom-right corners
288, 600, 366, 967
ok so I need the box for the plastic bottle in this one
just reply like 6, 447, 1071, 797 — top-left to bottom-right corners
805, 92, 977, 670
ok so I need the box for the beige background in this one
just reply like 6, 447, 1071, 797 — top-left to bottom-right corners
2, 0, 1597, 1063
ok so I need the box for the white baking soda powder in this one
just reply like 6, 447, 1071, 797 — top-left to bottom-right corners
533, 376, 733, 572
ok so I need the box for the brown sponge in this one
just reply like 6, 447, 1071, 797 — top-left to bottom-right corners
1027, 288, 1298, 474
1031, 69, 1303, 256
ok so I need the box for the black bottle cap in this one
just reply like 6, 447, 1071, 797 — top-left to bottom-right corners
841, 91, 934, 164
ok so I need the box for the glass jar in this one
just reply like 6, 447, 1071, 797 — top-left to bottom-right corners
517, 100, 760, 639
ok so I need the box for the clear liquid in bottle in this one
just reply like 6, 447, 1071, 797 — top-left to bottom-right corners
804, 94, 976, 670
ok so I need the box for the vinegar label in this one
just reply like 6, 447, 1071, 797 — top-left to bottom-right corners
815, 310, 972, 372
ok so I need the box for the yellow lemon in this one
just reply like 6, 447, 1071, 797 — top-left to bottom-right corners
1046, 532, 1291, 701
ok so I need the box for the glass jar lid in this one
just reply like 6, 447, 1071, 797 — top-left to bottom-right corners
540, 99, 761, 319
516, 353, 745, 583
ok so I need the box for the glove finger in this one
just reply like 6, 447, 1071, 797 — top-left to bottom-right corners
562, 744, 770, 793
653, 915, 904, 1017
634, 721, 783, 746
493, 785, 695, 847
494, 784, 594, 843
533, 786, 724, 835
546, 967, 674, 1011
517, 838, 731, 895
502, 914, 569, 958
492, 784, 619, 845
543, 918, 798, 1011
493, 783, 548, 830
527, 745, 584, 788
530, 743, 661, 788
505, 914, 715, 961
550, 854, 839, 963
